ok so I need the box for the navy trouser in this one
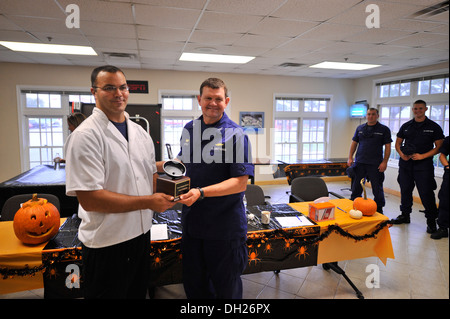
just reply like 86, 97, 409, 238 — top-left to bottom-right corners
437, 170, 449, 228
181, 233, 248, 299
351, 163, 386, 213
397, 167, 438, 220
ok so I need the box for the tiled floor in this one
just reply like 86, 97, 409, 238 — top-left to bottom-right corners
1, 180, 448, 299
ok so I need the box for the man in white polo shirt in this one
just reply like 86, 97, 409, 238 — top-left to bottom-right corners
65, 65, 177, 298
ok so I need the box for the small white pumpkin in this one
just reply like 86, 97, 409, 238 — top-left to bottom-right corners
349, 209, 363, 219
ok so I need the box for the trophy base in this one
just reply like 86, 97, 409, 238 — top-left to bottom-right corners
156, 175, 190, 201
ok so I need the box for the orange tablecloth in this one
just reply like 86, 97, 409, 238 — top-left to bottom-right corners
290, 199, 395, 265
0, 218, 65, 294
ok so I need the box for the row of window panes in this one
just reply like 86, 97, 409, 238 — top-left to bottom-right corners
275, 99, 327, 112
29, 147, 63, 169
26, 93, 61, 108
26, 93, 95, 108
162, 97, 200, 111
380, 104, 449, 135
379, 77, 449, 98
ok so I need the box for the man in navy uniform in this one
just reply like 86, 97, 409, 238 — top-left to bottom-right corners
347, 107, 392, 214
393, 100, 444, 233
178, 78, 254, 299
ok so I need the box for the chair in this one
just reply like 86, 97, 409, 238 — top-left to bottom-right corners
245, 184, 270, 206
288, 176, 344, 203
0, 193, 61, 221
287, 177, 364, 299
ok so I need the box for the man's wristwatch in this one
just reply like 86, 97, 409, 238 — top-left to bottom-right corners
196, 187, 204, 201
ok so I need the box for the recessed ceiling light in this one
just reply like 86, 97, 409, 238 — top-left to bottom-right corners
0, 41, 97, 56
180, 52, 255, 64
309, 61, 381, 70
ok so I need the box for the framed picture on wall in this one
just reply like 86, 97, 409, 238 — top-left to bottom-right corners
239, 111, 264, 134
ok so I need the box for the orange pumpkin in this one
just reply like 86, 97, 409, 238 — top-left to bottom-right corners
353, 178, 377, 216
13, 194, 60, 245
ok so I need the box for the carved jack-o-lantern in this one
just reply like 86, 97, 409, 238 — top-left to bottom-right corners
13, 194, 60, 245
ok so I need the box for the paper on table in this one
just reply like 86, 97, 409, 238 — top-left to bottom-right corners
151, 224, 168, 241
275, 216, 314, 228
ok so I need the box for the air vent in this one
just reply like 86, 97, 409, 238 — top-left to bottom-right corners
279, 62, 305, 68
410, 0, 449, 18
103, 52, 137, 59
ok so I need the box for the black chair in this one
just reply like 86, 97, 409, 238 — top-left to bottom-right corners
288, 176, 344, 203
287, 176, 364, 299
245, 184, 270, 206
0, 193, 60, 221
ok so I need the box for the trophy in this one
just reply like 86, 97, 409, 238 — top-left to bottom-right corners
156, 144, 190, 201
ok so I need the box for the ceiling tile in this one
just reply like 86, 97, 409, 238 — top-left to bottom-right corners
271, 0, 362, 22
195, 11, 263, 33
249, 17, 320, 38
206, 0, 287, 16
57, 0, 134, 24
133, 4, 201, 28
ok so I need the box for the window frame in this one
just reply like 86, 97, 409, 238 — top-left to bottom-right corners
17, 85, 93, 172
373, 71, 449, 176
273, 94, 332, 163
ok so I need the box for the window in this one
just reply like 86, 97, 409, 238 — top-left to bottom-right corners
379, 105, 411, 161
302, 119, 326, 161
274, 96, 330, 163
375, 73, 449, 172
379, 82, 411, 98
418, 77, 449, 95
19, 88, 93, 170
274, 119, 298, 163
160, 93, 201, 160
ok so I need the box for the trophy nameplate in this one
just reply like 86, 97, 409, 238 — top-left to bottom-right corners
156, 175, 190, 201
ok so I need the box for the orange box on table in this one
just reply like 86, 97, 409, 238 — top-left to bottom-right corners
308, 202, 335, 221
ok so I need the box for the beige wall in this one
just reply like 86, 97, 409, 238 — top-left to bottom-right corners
0, 61, 448, 192
0, 62, 355, 182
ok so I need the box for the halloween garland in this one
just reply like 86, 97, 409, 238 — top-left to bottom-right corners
1, 220, 393, 279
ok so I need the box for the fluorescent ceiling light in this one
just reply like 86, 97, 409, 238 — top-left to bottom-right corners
0, 41, 97, 56
309, 61, 381, 71
180, 52, 255, 64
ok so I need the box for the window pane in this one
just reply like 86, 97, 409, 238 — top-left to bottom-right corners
445, 78, 449, 93
50, 94, 61, 108
80, 95, 92, 103
430, 78, 444, 94
183, 98, 193, 110
38, 94, 49, 108
390, 84, 399, 97
380, 85, 389, 98
380, 106, 390, 119
400, 106, 410, 119
276, 100, 284, 112
26, 93, 38, 108
418, 80, 430, 95
69, 95, 80, 102
291, 100, 299, 112
430, 105, 444, 121
400, 83, 410, 96
29, 148, 40, 162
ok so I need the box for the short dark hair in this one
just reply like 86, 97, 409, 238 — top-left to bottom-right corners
199, 78, 228, 98
90, 65, 125, 87
413, 99, 427, 107
367, 107, 379, 115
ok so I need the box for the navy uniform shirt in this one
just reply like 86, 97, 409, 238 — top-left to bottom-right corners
352, 121, 392, 166
178, 113, 254, 240
397, 117, 444, 170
